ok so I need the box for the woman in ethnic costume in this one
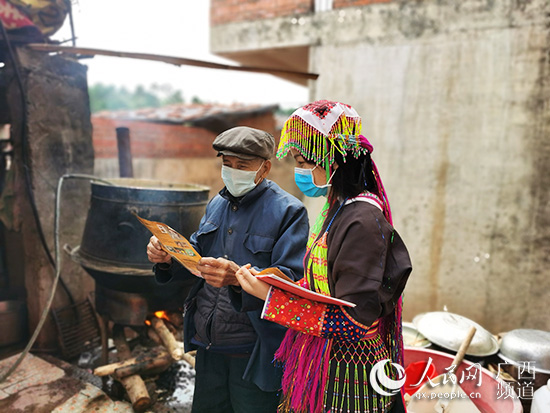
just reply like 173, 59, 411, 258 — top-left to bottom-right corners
235, 100, 412, 413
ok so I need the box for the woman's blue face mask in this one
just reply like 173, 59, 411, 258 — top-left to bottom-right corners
294, 166, 335, 198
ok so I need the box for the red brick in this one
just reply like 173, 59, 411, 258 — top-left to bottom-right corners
92, 113, 278, 159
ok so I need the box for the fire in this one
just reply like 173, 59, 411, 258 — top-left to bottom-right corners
145, 310, 171, 326
154, 311, 170, 321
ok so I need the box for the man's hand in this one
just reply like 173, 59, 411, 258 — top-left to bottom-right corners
235, 264, 270, 301
197, 257, 240, 288
146, 236, 172, 264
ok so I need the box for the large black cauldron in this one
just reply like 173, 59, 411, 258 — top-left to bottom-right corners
70, 178, 209, 296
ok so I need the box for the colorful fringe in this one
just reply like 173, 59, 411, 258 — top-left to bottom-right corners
324, 338, 396, 413
275, 331, 332, 413
277, 112, 366, 169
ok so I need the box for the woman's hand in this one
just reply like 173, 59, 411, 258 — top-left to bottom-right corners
146, 236, 172, 264
235, 264, 270, 301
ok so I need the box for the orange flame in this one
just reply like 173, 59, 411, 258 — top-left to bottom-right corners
144, 311, 171, 326
154, 311, 170, 321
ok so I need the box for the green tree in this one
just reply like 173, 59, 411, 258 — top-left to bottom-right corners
88, 83, 187, 113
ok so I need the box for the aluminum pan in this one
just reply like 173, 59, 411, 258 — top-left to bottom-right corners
499, 329, 550, 372
413, 311, 499, 357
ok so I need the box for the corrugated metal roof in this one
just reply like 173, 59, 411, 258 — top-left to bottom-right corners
94, 102, 278, 124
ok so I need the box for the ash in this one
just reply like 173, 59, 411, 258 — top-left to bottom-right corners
154, 359, 195, 412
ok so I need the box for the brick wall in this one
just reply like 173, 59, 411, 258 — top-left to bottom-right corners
92, 113, 278, 159
211, 0, 313, 25
211, 0, 394, 25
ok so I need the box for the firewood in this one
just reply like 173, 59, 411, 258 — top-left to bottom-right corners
94, 347, 169, 377
164, 319, 178, 335
147, 327, 195, 368
147, 327, 163, 346
151, 316, 184, 361
166, 311, 184, 328
112, 325, 151, 412
114, 351, 173, 379
182, 351, 196, 369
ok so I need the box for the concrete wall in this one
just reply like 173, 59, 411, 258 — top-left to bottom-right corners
211, 0, 550, 333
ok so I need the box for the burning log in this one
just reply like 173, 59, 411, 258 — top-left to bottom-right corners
147, 327, 163, 346
147, 326, 196, 368
151, 316, 184, 361
112, 325, 151, 412
94, 347, 170, 377
114, 352, 173, 379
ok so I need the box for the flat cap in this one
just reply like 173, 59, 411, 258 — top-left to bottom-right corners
213, 126, 275, 160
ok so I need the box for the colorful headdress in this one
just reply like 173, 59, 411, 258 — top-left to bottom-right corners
277, 100, 393, 224
276, 100, 370, 167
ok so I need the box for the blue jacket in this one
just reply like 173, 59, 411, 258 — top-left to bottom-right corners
155, 179, 309, 391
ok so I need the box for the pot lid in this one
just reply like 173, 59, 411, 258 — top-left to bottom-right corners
402, 322, 431, 348
413, 311, 499, 357
499, 329, 550, 373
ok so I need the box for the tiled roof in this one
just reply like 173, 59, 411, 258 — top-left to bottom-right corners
94, 102, 278, 124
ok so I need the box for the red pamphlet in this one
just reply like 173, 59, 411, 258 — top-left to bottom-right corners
256, 269, 356, 307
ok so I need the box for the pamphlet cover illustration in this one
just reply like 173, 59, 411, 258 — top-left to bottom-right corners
135, 214, 202, 278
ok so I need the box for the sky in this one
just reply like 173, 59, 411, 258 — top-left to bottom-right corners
51, 0, 309, 109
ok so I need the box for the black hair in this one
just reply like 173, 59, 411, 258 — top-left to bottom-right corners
329, 151, 378, 203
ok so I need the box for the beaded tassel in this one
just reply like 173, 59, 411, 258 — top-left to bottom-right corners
277, 113, 365, 167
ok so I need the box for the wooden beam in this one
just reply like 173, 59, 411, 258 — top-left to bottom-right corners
25, 44, 319, 80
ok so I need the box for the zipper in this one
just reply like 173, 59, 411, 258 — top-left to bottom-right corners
205, 287, 221, 349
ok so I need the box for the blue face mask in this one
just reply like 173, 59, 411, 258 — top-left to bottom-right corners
294, 166, 334, 198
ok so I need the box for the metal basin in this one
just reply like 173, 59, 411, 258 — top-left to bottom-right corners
405, 347, 523, 412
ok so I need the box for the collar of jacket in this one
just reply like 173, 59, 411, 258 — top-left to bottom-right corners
219, 179, 270, 206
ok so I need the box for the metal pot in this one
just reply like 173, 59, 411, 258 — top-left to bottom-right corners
498, 329, 550, 390
78, 178, 209, 270
500, 329, 550, 372
70, 178, 209, 292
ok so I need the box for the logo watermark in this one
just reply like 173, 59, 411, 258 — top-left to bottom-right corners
413, 390, 482, 400
368, 357, 538, 401
369, 359, 406, 396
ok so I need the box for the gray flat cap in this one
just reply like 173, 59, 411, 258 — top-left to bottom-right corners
213, 126, 275, 160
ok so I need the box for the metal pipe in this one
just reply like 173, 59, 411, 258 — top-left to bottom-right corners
116, 127, 134, 178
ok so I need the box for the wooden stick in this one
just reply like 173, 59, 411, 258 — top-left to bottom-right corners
25, 44, 319, 80
94, 347, 169, 377
452, 326, 477, 367
151, 317, 184, 361
112, 325, 151, 412
114, 352, 173, 379
147, 327, 163, 346
147, 327, 196, 368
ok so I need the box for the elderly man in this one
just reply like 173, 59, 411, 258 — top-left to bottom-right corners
147, 126, 309, 413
